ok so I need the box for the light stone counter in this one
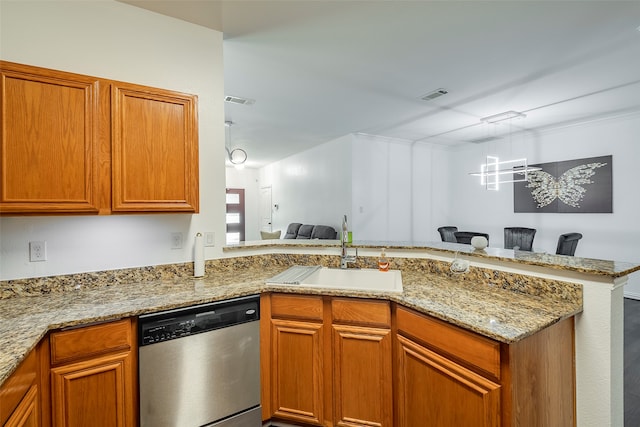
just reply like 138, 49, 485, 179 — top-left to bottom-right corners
224, 239, 640, 278
1, 253, 581, 388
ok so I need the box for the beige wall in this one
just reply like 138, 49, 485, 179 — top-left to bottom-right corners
0, 0, 226, 280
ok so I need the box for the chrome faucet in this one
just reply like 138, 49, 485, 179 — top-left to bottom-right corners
340, 215, 357, 268
340, 240, 357, 269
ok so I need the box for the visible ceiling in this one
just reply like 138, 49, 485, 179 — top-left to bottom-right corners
119, 1, 640, 168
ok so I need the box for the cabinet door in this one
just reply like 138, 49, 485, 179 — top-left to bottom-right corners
396, 335, 500, 427
270, 318, 324, 426
50, 351, 134, 427
333, 324, 392, 427
0, 61, 101, 214
111, 83, 198, 213
4, 384, 38, 427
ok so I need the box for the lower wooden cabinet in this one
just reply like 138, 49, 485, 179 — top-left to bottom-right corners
1, 348, 40, 427
262, 293, 392, 427
396, 305, 576, 427
262, 293, 576, 427
332, 297, 392, 427
47, 318, 137, 427
50, 352, 133, 427
4, 384, 39, 427
333, 324, 392, 427
270, 318, 325, 425
396, 334, 500, 427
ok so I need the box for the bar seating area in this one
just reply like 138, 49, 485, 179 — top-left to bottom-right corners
437, 225, 583, 256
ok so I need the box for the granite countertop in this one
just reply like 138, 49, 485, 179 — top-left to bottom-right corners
0, 263, 582, 387
225, 239, 640, 278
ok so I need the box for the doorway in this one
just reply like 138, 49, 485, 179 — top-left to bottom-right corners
226, 188, 245, 244
260, 186, 273, 232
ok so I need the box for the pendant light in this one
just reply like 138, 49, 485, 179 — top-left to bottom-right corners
469, 111, 540, 190
225, 120, 247, 169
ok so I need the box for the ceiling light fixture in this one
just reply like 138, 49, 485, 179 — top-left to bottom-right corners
225, 120, 247, 169
470, 111, 539, 190
469, 156, 541, 191
480, 110, 526, 124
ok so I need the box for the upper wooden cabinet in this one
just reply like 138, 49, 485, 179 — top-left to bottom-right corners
111, 83, 198, 212
0, 62, 102, 214
0, 61, 199, 215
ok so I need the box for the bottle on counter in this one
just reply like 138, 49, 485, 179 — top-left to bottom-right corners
378, 248, 390, 272
342, 214, 350, 243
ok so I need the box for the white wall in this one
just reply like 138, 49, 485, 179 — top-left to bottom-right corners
225, 167, 261, 241
262, 114, 640, 295
351, 134, 413, 241
445, 115, 640, 257
0, 1, 226, 280
258, 135, 352, 236
426, 113, 640, 296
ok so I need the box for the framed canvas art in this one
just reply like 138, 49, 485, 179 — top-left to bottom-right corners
514, 155, 612, 213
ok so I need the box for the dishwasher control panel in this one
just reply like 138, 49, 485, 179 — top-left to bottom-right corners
141, 317, 195, 345
138, 295, 260, 346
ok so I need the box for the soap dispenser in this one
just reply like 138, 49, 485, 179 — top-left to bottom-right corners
378, 248, 390, 272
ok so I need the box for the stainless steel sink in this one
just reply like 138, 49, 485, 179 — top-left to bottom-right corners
266, 266, 403, 293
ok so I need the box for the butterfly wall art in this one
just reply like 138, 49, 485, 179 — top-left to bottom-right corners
513, 155, 612, 213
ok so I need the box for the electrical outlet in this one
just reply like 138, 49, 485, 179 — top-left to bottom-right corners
170, 232, 183, 249
204, 232, 215, 247
29, 241, 47, 262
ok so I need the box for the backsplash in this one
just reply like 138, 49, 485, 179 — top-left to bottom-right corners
1, 253, 581, 303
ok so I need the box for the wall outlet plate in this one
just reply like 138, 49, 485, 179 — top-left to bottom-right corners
204, 232, 215, 247
29, 241, 47, 262
170, 232, 183, 249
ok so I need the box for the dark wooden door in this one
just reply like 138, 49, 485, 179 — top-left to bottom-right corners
226, 188, 245, 243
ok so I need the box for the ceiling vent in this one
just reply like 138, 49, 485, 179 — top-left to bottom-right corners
224, 95, 255, 106
420, 88, 448, 101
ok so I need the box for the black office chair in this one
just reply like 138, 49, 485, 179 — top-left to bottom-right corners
556, 233, 583, 256
454, 231, 490, 245
504, 227, 536, 251
437, 226, 458, 243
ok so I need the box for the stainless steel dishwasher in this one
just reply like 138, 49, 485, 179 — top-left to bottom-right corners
138, 295, 261, 427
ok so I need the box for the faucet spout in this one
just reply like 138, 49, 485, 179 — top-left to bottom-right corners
340, 214, 356, 268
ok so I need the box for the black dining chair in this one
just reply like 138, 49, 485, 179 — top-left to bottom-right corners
437, 226, 458, 243
556, 233, 583, 256
504, 227, 536, 251
454, 231, 490, 245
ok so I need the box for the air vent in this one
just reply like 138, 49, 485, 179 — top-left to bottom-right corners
224, 95, 255, 106
420, 88, 448, 101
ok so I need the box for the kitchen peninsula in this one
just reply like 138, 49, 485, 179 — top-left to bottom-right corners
225, 239, 638, 427
1, 240, 637, 426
